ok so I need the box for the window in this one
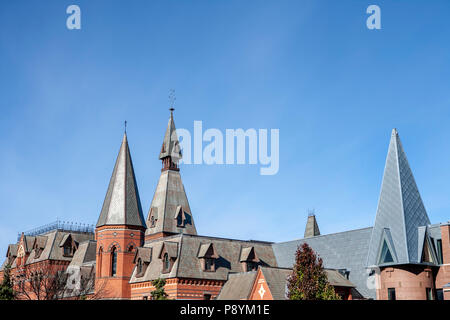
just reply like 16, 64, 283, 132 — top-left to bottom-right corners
150, 215, 155, 227
163, 253, 170, 272
64, 245, 72, 256
143, 296, 148, 300
128, 246, 134, 252
426, 288, 434, 300
436, 240, 443, 264
379, 240, 394, 264
246, 261, 258, 272
137, 258, 143, 275
203, 294, 212, 300
177, 214, 184, 227
436, 289, 444, 301
205, 258, 215, 271
111, 247, 117, 276
387, 288, 396, 300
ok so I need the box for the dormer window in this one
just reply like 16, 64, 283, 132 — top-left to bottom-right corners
158, 242, 178, 274
174, 206, 191, 228
246, 261, 258, 271
240, 247, 260, 272
197, 243, 219, 272
133, 247, 152, 278
59, 234, 78, 257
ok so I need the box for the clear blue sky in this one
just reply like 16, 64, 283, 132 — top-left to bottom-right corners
1, 1, 450, 258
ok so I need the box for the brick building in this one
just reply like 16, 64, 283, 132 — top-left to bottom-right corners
1, 112, 449, 300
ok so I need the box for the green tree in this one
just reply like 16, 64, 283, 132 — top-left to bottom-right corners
0, 265, 15, 300
287, 243, 341, 300
150, 278, 168, 300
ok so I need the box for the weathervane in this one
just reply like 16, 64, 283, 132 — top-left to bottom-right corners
169, 89, 176, 112
124, 120, 127, 133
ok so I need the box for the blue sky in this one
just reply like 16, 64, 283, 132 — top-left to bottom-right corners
1, 1, 450, 258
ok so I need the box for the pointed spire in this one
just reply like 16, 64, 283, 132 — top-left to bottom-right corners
159, 109, 182, 171
145, 112, 197, 239
96, 133, 146, 228
367, 129, 430, 266
304, 213, 320, 238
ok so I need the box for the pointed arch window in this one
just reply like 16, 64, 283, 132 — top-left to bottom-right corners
163, 253, 170, 271
111, 247, 117, 277
379, 240, 394, 264
137, 258, 143, 275
98, 247, 103, 277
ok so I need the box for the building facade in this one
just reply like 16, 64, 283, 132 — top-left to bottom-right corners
1, 112, 449, 300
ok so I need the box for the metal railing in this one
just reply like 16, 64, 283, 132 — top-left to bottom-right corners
17, 219, 95, 241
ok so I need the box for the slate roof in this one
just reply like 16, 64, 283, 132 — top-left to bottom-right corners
325, 269, 355, 287
272, 227, 374, 299
130, 234, 277, 283
96, 133, 146, 228
145, 167, 197, 237
217, 271, 257, 300
25, 230, 94, 264
260, 267, 291, 300
68, 240, 97, 268
367, 129, 432, 267
159, 110, 182, 161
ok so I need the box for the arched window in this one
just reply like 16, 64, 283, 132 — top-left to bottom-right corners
163, 253, 170, 271
98, 247, 103, 277
128, 245, 134, 252
111, 247, 117, 277
137, 258, 143, 275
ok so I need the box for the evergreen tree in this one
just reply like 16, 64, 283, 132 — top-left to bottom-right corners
0, 265, 15, 300
287, 243, 341, 300
150, 278, 168, 300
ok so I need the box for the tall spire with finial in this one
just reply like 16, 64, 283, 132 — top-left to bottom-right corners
145, 96, 197, 240
159, 90, 182, 171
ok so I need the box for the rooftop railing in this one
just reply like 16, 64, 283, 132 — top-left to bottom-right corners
17, 219, 95, 241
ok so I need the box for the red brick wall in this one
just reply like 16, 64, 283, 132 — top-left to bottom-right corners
95, 225, 144, 299
130, 278, 224, 300
377, 265, 435, 300
435, 225, 450, 300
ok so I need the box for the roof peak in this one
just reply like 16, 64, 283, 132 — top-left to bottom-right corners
96, 133, 146, 229
367, 129, 430, 266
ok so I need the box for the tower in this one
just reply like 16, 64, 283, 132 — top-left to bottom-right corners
367, 129, 436, 300
95, 133, 146, 299
304, 213, 320, 238
145, 109, 197, 241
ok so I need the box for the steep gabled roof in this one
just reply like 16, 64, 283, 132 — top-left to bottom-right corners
367, 129, 431, 267
96, 133, 146, 228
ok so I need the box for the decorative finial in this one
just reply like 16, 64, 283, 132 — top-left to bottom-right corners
124, 120, 127, 133
169, 89, 176, 112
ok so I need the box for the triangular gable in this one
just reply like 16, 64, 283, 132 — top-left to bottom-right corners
197, 243, 219, 259
418, 228, 438, 264
376, 228, 398, 265
158, 241, 178, 259
240, 247, 260, 263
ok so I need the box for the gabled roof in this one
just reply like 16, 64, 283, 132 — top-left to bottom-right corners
68, 240, 97, 267
197, 243, 219, 259
367, 129, 431, 267
272, 227, 374, 299
240, 247, 259, 262
134, 247, 152, 263
325, 269, 355, 288
96, 133, 146, 228
217, 271, 257, 300
259, 267, 292, 300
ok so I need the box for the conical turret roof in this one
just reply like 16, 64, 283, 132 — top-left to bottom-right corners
96, 133, 146, 228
